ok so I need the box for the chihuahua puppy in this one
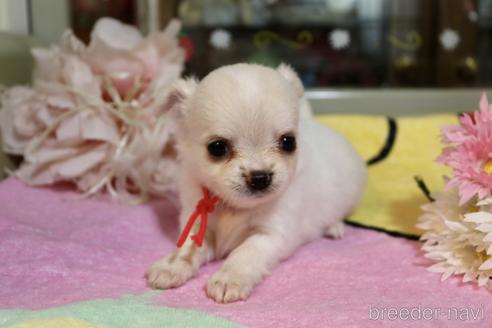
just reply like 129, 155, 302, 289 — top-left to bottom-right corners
147, 63, 367, 303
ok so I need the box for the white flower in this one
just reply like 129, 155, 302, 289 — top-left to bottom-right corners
210, 29, 232, 50
440, 29, 460, 50
417, 190, 492, 289
329, 29, 350, 50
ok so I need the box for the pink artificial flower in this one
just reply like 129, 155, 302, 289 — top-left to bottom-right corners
438, 93, 492, 204
0, 17, 184, 202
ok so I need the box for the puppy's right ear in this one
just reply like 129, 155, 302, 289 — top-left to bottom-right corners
164, 77, 198, 116
277, 63, 304, 98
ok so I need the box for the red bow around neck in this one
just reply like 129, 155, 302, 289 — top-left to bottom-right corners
176, 187, 219, 248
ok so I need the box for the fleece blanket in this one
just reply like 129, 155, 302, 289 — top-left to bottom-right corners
0, 178, 491, 327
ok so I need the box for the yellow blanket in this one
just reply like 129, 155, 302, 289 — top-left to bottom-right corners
317, 114, 457, 237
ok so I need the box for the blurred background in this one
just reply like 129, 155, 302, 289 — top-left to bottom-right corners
0, 0, 492, 112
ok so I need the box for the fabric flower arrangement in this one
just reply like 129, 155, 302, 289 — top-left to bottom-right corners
418, 93, 492, 289
0, 18, 184, 203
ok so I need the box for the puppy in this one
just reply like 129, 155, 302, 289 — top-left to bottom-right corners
147, 63, 367, 303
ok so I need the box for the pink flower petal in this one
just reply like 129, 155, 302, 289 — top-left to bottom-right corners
16, 162, 58, 185
81, 113, 119, 144
56, 144, 108, 178
25, 146, 79, 163
56, 111, 119, 144
479, 92, 490, 114
90, 17, 142, 50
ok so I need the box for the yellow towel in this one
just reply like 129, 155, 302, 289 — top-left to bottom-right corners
316, 114, 457, 237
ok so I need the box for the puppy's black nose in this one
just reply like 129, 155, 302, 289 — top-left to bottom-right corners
247, 171, 273, 192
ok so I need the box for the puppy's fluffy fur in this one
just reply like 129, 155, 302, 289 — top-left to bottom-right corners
147, 63, 367, 303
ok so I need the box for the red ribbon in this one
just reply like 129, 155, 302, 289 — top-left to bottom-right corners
176, 187, 219, 248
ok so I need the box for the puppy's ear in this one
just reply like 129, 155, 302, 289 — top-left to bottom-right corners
164, 77, 198, 115
277, 63, 304, 98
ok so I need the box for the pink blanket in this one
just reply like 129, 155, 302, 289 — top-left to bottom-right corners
0, 178, 490, 327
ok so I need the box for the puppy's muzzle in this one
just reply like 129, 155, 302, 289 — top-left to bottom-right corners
246, 170, 273, 192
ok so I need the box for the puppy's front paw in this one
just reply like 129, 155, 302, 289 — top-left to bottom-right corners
146, 257, 194, 290
206, 269, 254, 303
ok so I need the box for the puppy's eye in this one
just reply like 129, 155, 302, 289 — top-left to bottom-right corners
279, 134, 296, 153
207, 139, 230, 158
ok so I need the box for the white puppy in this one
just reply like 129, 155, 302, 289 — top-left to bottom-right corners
147, 63, 367, 303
